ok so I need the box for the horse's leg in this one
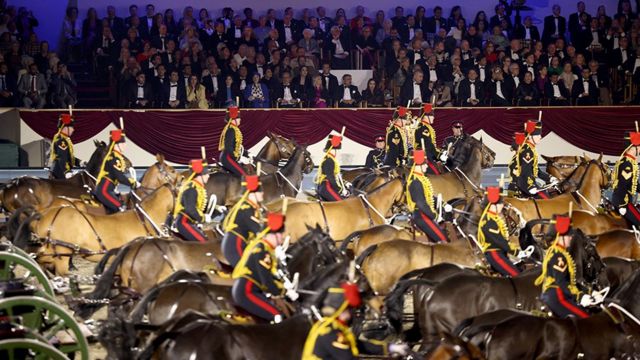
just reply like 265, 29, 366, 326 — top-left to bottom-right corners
54, 257, 71, 276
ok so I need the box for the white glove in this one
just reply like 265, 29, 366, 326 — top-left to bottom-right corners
65, 172, 74, 179
443, 204, 453, 213
286, 288, 299, 301
579, 294, 594, 307
388, 343, 410, 356
549, 176, 559, 185
135, 181, 142, 189
529, 188, 539, 195
216, 205, 228, 213
517, 245, 535, 259
439, 151, 448, 162
341, 189, 349, 197
204, 214, 212, 223
591, 287, 609, 304
275, 245, 287, 264
619, 207, 627, 216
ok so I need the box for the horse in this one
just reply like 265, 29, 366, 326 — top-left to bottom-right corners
0, 140, 113, 213
281, 178, 406, 242
254, 131, 300, 173
206, 144, 313, 208
339, 225, 413, 257
12, 184, 176, 275
462, 268, 640, 359
542, 154, 585, 180
395, 230, 605, 347
595, 229, 640, 259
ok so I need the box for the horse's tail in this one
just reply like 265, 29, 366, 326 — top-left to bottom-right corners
6, 206, 34, 242
519, 218, 550, 261
384, 278, 438, 338
399, 267, 430, 281
12, 210, 40, 250
71, 241, 135, 319
94, 247, 121, 275
340, 229, 363, 252
355, 244, 378, 267
97, 308, 137, 360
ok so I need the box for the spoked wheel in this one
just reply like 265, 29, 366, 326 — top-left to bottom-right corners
0, 252, 55, 299
0, 338, 68, 360
0, 296, 89, 360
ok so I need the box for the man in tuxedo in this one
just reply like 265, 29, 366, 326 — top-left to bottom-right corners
475, 56, 490, 83
151, 25, 174, 53
202, 61, 221, 101
335, 74, 361, 108
572, 68, 598, 105
274, 71, 303, 107
425, 6, 447, 38
545, 72, 570, 105
458, 68, 485, 106
152, 64, 168, 98
400, 70, 431, 107
0, 62, 17, 107
104, 5, 126, 39
50, 63, 77, 108
127, 72, 154, 108
542, 4, 567, 45
316, 7, 333, 33
94, 26, 118, 78
242, 8, 259, 29
504, 63, 522, 98
18, 63, 47, 109
391, 6, 407, 31
142, 54, 162, 78
139, 4, 155, 40
277, 14, 300, 47
125, 5, 138, 28
489, 3, 512, 31
569, 1, 591, 42
588, 60, 611, 105
161, 70, 186, 108
513, 16, 541, 43
488, 66, 513, 106
320, 63, 338, 102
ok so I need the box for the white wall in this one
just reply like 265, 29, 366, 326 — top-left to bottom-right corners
11, 0, 619, 52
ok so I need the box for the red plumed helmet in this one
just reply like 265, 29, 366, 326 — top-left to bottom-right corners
267, 213, 285, 232
630, 132, 640, 146
190, 159, 204, 174
398, 106, 407, 117
110, 129, 124, 143
487, 186, 501, 204
245, 175, 260, 192
330, 135, 342, 148
341, 282, 362, 308
525, 120, 540, 135
422, 103, 433, 114
555, 216, 571, 235
228, 106, 239, 119
514, 132, 526, 146
60, 114, 73, 126
413, 149, 426, 165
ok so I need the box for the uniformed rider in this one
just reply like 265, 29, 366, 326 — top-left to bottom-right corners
413, 103, 440, 174
50, 112, 76, 179
440, 121, 468, 169
406, 149, 448, 243
514, 120, 557, 198
172, 158, 212, 243
94, 130, 138, 213
315, 134, 348, 201
611, 131, 640, 228
507, 132, 526, 193
219, 106, 247, 177
364, 136, 385, 169
222, 174, 264, 266
383, 107, 409, 167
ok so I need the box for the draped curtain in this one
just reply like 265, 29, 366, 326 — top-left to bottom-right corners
20, 107, 640, 164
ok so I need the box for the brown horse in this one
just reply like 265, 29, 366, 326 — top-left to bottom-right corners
542, 154, 585, 180
595, 230, 640, 259
282, 178, 406, 242
13, 184, 176, 275
0, 140, 115, 213
340, 225, 414, 257
253, 131, 300, 174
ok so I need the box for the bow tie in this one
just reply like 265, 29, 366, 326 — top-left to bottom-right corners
171, 84, 177, 87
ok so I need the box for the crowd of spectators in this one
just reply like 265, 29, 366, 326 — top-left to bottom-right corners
1, 1, 640, 109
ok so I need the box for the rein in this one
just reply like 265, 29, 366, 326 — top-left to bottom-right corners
276, 170, 301, 194
357, 194, 388, 225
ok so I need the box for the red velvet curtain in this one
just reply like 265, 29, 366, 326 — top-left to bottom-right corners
19, 107, 640, 164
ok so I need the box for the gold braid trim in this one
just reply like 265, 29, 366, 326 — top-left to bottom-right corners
535, 242, 580, 296
405, 169, 435, 213
314, 151, 340, 187
218, 122, 243, 157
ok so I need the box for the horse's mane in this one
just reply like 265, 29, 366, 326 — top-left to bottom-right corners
85, 140, 107, 176
367, 177, 401, 194
611, 268, 640, 304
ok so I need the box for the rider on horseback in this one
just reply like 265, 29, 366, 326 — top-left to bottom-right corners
507, 132, 526, 193
94, 130, 139, 213
383, 106, 408, 167
478, 186, 526, 277
315, 134, 348, 201
232, 211, 295, 323
302, 282, 409, 359
219, 106, 247, 177
364, 136, 385, 169
440, 120, 467, 169
50, 111, 76, 179
222, 174, 264, 266
172, 158, 212, 243
406, 149, 448, 243
536, 215, 599, 319
611, 131, 640, 228
514, 120, 558, 199
413, 103, 441, 175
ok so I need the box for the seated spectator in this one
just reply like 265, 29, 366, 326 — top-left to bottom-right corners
215, 74, 241, 108
127, 72, 154, 108
244, 72, 269, 108
488, 25, 508, 50
559, 62, 577, 94
400, 69, 431, 107
334, 73, 361, 108
362, 78, 385, 107
186, 74, 208, 109
298, 29, 320, 58
126, 27, 143, 57
238, 26, 259, 50
293, 66, 312, 94
275, 71, 303, 107
515, 71, 540, 106
307, 74, 331, 108
458, 68, 485, 106
153, 64, 168, 95
433, 80, 453, 107
152, 24, 176, 53
326, 26, 350, 70
34, 41, 51, 75
260, 68, 278, 97
588, 60, 610, 105
202, 61, 221, 102
18, 63, 47, 109
254, 16, 271, 45
50, 63, 77, 108
355, 26, 379, 70
545, 72, 570, 106
63, 7, 82, 62
488, 66, 512, 106
290, 48, 315, 77
162, 70, 186, 109
94, 26, 118, 79
24, 33, 40, 57
572, 67, 598, 105
0, 62, 17, 106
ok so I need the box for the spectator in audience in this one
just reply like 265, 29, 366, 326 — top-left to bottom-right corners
291, 48, 315, 76
400, 69, 431, 106
560, 62, 577, 93
327, 25, 350, 70
63, 7, 82, 62
15, 7, 38, 40
50, 62, 77, 108
320, 62, 339, 95
514, 16, 541, 44
202, 60, 221, 101
126, 27, 143, 58
458, 68, 484, 106
23, 33, 39, 57
186, 74, 208, 109
335, 73, 361, 108
18, 62, 46, 108
82, 8, 100, 57
489, 25, 508, 50
151, 24, 174, 53
588, 60, 610, 105
542, 4, 567, 45
372, 10, 386, 37
239, 26, 259, 50
0, 62, 16, 106
94, 26, 117, 79
355, 26, 378, 69
298, 28, 320, 58
216, 74, 240, 107
104, 5, 126, 39
488, 66, 512, 106
433, 79, 452, 107
545, 72, 570, 105
361, 78, 385, 107
489, 3, 511, 31
572, 67, 598, 105
242, 7, 259, 29
196, 8, 210, 29
164, 9, 178, 36
308, 74, 330, 108
516, 71, 540, 106
275, 70, 302, 107
244, 72, 269, 108
293, 65, 312, 93
127, 72, 154, 108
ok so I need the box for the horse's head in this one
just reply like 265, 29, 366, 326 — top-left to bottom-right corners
300, 145, 314, 174
86, 140, 108, 176
543, 155, 583, 181
579, 155, 612, 191
139, 154, 181, 190
289, 226, 340, 273
452, 136, 495, 169
269, 132, 297, 160
571, 229, 606, 290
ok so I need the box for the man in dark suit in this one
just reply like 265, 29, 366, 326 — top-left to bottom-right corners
487, 66, 513, 106
572, 68, 598, 105
277, 14, 301, 47
104, 5, 126, 39
274, 71, 303, 107
0, 62, 17, 107
202, 62, 222, 101
400, 70, 431, 107
588, 60, 610, 105
489, 3, 512, 31
542, 4, 567, 45
127, 72, 155, 108
458, 68, 485, 106
242, 8, 259, 29
199, 19, 217, 53
334, 74, 362, 108
151, 24, 175, 53
545, 72, 570, 105
161, 70, 186, 108
320, 63, 338, 102
475, 56, 491, 83
315, 7, 332, 33
425, 6, 447, 36
569, 1, 591, 42
513, 16, 540, 43
139, 4, 155, 40
124, 5, 138, 28
141, 54, 162, 78
93, 26, 118, 79
391, 6, 407, 31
